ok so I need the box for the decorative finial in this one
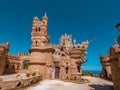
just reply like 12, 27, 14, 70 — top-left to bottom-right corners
74, 39, 76, 45
45, 12, 47, 17
114, 38, 118, 45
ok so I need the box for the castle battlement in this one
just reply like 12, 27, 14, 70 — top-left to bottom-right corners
18, 52, 30, 56
7, 54, 19, 60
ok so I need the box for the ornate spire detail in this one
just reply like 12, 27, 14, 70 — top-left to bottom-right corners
114, 38, 118, 45
42, 12, 48, 19
74, 39, 76, 45
45, 12, 47, 17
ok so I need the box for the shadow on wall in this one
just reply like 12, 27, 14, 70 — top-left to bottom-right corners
89, 84, 114, 90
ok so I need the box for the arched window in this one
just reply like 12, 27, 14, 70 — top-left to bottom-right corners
38, 29, 40, 32
66, 67, 69, 74
77, 65, 80, 73
5, 64, 9, 69
17, 65, 20, 69
37, 28, 40, 32
35, 41, 38, 46
11, 64, 15, 69
82, 46, 85, 48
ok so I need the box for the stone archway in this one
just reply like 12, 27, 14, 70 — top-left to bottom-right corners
55, 67, 60, 79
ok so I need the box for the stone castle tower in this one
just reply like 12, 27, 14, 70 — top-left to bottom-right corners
100, 55, 111, 79
29, 13, 54, 79
60, 34, 72, 47
31, 13, 49, 48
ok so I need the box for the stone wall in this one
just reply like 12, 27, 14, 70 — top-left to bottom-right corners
0, 75, 41, 90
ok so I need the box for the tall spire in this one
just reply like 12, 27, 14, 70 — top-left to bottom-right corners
114, 38, 118, 45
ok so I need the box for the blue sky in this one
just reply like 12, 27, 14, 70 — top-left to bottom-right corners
0, 0, 120, 71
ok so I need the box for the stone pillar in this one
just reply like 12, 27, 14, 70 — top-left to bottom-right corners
109, 46, 120, 90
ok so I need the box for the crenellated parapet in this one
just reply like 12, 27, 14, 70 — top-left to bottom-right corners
60, 33, 72, 47
18, 52, 30, 57
17, 52, 30, 61
69, 40, 89, 63
7, 54, 19, 60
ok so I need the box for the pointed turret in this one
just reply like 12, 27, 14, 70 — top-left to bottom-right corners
41, 12, 48, 27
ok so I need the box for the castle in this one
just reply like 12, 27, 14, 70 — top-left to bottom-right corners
0, 13, 89, 80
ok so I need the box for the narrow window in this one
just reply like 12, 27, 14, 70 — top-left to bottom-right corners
66, 67, 69, 74
35, 41, 38, 46
5, 64, 9, 69
77, 66, 80, 73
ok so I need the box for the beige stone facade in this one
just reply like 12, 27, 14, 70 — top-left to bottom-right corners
0, 13, 89, 80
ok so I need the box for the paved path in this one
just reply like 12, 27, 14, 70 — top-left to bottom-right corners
26, 76, 113, 90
